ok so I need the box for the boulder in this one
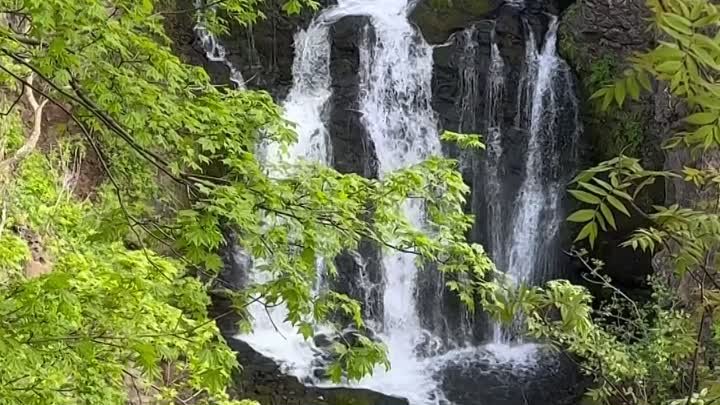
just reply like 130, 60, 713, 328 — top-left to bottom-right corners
437, 346, 589, 405
226, 338, 409, 405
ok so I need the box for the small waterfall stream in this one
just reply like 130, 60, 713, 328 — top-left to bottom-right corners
484, 35, 507, 276
507, 18, 562, 287
486, 17, 582, 345
193, 0, 245, 87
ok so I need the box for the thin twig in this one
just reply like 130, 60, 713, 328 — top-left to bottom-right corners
686, 279, 707, 405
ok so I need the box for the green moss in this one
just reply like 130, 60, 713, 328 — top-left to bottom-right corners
412, 0, 496, 43
559, 33, 578, 66
593, 110, 647, 159
586, 56, 618, 91
558, 4, 581, 64
558, 5, 649, 162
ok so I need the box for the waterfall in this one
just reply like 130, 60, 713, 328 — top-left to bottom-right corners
458, 28, 481, 134
242, 2, 446, 401
515, 19, 538, 129
508, 17, 560, 285
234, 0, 582, 402
494, 17, 577, 344
484, 35, 510, 344
333, 1, 445, 401
264, 23, 332, 166
484, 36, 507, 274
240, 21, 333, 377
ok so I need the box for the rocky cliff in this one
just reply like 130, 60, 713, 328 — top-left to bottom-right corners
559, 0, 666, 292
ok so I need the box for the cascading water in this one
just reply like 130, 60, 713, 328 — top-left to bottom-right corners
483, 34, 512, 345
349, 0, 444, 400
515, 20, 538, 129
493, 17, 581, 344
240, 20, 333, 377
483, 35, 507, 275
457, 28, 481, 134
244, 1, 451, 403
507, 17, 561, 287
264, 22, 332, 166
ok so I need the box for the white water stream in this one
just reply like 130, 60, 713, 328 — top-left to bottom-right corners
242, 21, 333, 377
494, 17, 569, 345
349, 0, 443, 401
193, 0, 245, 87
506, 17, 560, 288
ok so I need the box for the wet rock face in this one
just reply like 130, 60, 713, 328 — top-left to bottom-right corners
328, 15, 378, 178
559, 0, 661, 291
563, 0, 651, 52
411, 0, 560, 45
166, 0, 325, 95
410, 0, 502, 44
175, 1, 596, 404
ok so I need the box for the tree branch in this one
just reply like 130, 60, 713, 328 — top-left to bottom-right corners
0, 74, 48, 172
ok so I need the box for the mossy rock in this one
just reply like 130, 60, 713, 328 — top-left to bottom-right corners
557, 0, 660, 166
411, 0, 500, 44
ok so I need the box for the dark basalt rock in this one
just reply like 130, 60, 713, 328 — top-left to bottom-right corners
165, 0, 322, 96
437, 347, 589, 405
328, 15, 378, 178
326, 15, 386, 332
227, 338, 409, 405
411, 0, 501, 44
411, 0, 560, 45
217, 231, 251, 291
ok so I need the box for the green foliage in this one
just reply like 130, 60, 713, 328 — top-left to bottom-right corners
558, 4, 581, 64
0, 99, 24, 153
558, 16, 647, 161
555, 0, 720, 403
523, 256, 698, 405
441, 130, 485, 150
595, 110, 647, 158
0, 152, 248, 405
0, 233, 29, 281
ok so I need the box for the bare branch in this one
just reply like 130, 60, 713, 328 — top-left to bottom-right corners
0, 74, 48, 172
0, 88, 23, 117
